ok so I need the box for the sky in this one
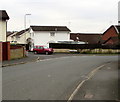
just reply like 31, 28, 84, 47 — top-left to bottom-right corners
0, 0, 119, 33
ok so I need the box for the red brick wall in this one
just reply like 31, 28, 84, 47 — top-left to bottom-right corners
102, 26, 118, 41
105, 39, 114, 45
7, 42, 10, 60
10, 45, 25, 59
1, 42, 10, 61
0, 43, 25, 61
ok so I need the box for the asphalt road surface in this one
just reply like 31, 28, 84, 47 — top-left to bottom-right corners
2, 55, 119, 100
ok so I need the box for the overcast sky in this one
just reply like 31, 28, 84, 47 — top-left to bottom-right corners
0, 0, 119, 33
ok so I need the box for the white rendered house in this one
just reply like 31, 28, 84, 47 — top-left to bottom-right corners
7, 31, 17, 43
14, 28, 31, 44
7, 28, 31, 44
0, 10, 9, 42
30, 26, 71, 48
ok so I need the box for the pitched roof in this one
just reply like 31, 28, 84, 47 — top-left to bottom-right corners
15, 28, 30, 36
103, 37, 119, 45
7, 31, 18, 37
30, 26, 71, 32
0, 10, 9, 20
7, 31, 14, 37
103, 25, 120, 35
70, 33, 102, 44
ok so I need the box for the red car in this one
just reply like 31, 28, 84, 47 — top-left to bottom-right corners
33, 45, 54, 55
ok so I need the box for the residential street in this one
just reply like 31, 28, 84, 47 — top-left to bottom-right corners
1, 1, 120, 102
2, 55, 119, 100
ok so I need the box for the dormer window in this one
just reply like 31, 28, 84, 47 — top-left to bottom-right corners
50, 32, 55, 37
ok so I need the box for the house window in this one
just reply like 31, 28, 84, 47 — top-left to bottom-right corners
50, 32, 55, 37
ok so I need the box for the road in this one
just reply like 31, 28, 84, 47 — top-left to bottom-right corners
2, 55, 119, 100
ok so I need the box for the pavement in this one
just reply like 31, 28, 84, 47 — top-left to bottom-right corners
71, 61, 120, 101
2, 55, 119, 100
2, 52, 88, 67
2, 53, 39, 67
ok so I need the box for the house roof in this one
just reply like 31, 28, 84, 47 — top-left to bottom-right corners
15, 28, 30, 36
103, 25, 120, 35
7, 31, 14, 37
0, 10, 9, 20
100, 25, 120, 45
103, 36, 119, 45
30, 26, 71, 32
70, 33, 102, 44
7, 31, 17, 37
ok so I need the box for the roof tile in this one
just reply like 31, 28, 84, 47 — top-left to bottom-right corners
70, 33, 102, 44
30, 26, 71, 31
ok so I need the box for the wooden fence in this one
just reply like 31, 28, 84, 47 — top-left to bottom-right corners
49, 43, 120, 49
49, 43, 120, 54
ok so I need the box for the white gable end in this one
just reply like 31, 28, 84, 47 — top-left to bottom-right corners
32, 31, 70, 46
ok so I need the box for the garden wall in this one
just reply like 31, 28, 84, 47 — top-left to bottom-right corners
10, 45, 25, 60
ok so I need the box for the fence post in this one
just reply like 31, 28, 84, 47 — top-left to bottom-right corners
23, 46, 25, 57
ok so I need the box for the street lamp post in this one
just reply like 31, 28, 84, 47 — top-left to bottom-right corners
24, 14, 31, 29
24, 14, 31, 50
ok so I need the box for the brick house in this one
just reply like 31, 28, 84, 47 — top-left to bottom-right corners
101, 25, 120, 45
